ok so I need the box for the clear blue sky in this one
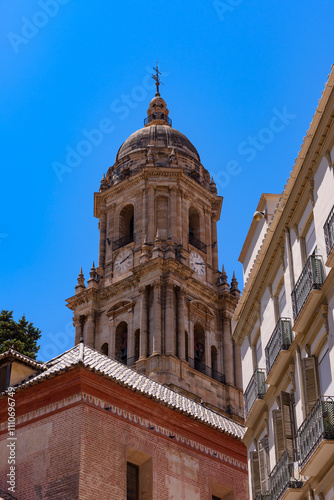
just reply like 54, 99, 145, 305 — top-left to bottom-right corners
1, 1, 333, 361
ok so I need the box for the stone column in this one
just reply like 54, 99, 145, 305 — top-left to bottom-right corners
109, 319, 116, 359
165, 284, 174, 355
141, 187, 147, 245
152, 282, 162, 355
169, 188, 177, 242
205, 323, 211, 369
127, 310, 134, 365
73, 315, 82, 346
177, 289, 186, 360
188, 314, 195, 361
223, 315, 234, 385
85, 312, 96, 349
234, 341, 243, 390
98, 210, 107, 269
147, 186, 155, 243
176, 188, 182, 243
139, 287, 148, 359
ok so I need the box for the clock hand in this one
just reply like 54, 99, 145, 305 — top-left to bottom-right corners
120, 255, 131, 264
195, 262, 205, 265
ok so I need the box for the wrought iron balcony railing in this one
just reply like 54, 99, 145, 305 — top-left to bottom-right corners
265, 318, 292, 376
144, 113, 172, 126
269, 451, 303, 500
244, 369, 266, 418
298, 396, 334, 469
187, 358, 225, 384
189, 234, 207, 254
291, 255, 324, 321
112, 233, 134, 251
324, 204, 334, 257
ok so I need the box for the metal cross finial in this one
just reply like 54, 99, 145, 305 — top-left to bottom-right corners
152, 60, 163, 96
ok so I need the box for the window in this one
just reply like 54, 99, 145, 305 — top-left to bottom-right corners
127, 462, 139, 500
101, 343, 108, 356
194, 323, 205, 371
126, 447, 152, 500
302, 356, 320, 414
115, 322, 128, 365
273, 392, 297, 461
119, 205, 134, 240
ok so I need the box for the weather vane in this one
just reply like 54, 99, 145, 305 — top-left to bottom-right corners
152, 60, 163, 96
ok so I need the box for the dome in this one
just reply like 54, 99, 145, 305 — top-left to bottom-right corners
116, 125, 200, 162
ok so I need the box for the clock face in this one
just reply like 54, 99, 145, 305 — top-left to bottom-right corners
189, 251, 205, 276
114, 248, 133, 275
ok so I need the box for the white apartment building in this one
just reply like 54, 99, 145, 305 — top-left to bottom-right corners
233, 66, 334, 500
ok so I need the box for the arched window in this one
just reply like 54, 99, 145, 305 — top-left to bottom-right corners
194, 323, 205, 373
119, 205, 134, 241
189, 207, 200, 240
115, 321, 128, 365
134, 329, 140, 363
101, 343, 109, 356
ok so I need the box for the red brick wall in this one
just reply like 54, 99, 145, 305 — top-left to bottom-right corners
0, 368, 249, 499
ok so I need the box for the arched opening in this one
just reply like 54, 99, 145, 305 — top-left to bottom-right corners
134, 329, 140, 363
189, 207, 200, 240
211, 345, 218, 379
119, 205, 134, 241
115, 321, 128, 365
194, 323, 205, 373
101, 343, 109, 356
155, 196, 168, 240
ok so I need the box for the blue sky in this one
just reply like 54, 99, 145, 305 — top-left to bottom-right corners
1, 0, 333, 360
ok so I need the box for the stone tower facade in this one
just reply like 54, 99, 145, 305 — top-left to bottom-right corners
67, 88, 244, 421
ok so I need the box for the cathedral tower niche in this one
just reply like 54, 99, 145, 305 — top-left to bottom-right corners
67, 73, 244, 421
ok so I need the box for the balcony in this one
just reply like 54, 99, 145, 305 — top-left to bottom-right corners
244, 369, 266, 423
269, 451, 304, 500
188, 358, 225, 383
324, 204, 334, 266
189, 234, 207, 254
265, 318, 292, 385
291, 255, 324, 332
144, 113, 172, 126
298, 396, 334, 476
112, 233, 134, 251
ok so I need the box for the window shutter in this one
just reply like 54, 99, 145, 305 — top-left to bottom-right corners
273, 409, 284, 461
258, 437, 269, 493
250, 451, 261, 498
280, 391, 295, 460
302, 356, 320, 414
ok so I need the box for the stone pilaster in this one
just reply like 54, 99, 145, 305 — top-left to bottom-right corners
223, 315, 234, 385
139, 287, 148, 359
85, 311, 96, 349
177, 288, 186, 360
152, 281, 162, 355
165, 283, 175, 355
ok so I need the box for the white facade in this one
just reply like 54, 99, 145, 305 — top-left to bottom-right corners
233, 66, 334, 500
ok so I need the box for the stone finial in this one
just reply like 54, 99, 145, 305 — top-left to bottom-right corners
230, 271, 240, 298
100, 173, 108, 192
210, 177, 217, 194
87, 261, 99, 289
75, 267, 86, 294
219, 265, 230, 292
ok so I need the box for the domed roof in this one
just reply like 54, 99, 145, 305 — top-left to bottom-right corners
116, 125, 200, 162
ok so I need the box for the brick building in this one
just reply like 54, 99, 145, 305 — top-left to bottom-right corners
0, 70, 248, 499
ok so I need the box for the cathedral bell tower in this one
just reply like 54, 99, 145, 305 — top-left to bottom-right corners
67, 68, 244, 421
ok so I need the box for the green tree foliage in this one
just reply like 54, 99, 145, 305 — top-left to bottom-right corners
0, 310, 41, 359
